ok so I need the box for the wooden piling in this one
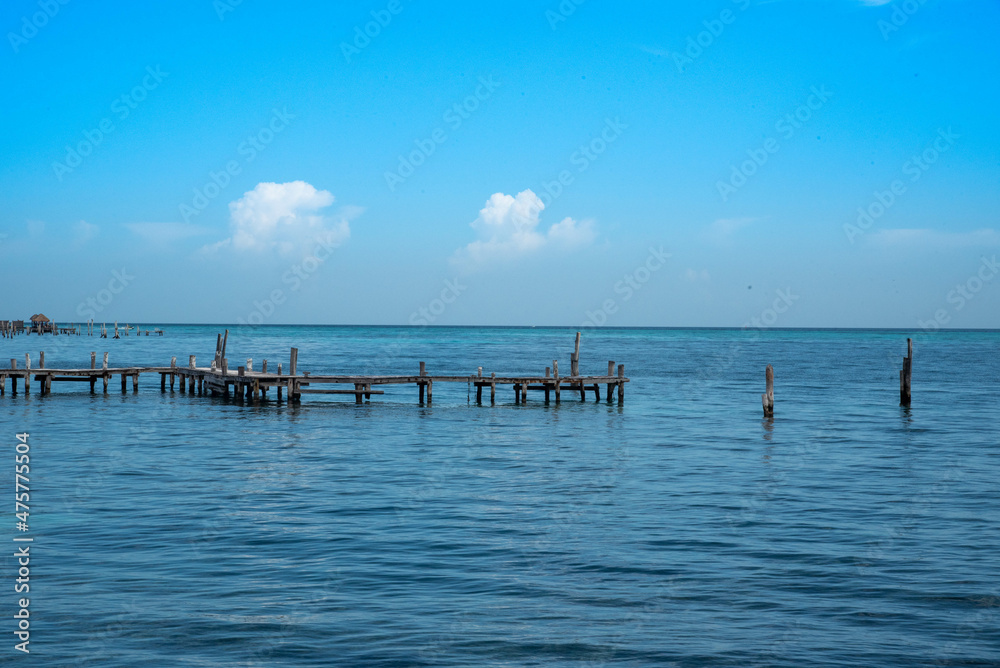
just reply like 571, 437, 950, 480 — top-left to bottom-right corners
103, 352, 109, 370
545, 367, 551, 402
617, 364, 625, 404
39, 351, 44, 369
571, 331, 581, 377
490, 372, 496, 404
762, 365, 774, 418
900, 338, 912, 407
553, 360, 561, 403
170, 357, 176, 390
91, 352, 96, 370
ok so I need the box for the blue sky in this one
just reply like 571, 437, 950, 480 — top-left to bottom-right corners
2, 0, 998, 327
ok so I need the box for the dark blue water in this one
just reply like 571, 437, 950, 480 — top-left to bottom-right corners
3, 327, 999, 666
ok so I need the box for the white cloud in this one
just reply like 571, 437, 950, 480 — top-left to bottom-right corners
206, 181, 352, 255
683, 268, 711, 283
451, 189, 596, 269
708, 216, 761, 243
126, 222, 210, 244
73, 220, 98, 245
548, 216, 596, 247
869, 228, 1000, 248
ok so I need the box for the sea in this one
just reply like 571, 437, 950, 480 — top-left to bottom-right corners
2, 326, 998, 667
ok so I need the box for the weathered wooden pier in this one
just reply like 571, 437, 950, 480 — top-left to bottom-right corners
0, 331, 629, 405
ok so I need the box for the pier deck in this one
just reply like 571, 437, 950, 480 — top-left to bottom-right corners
0, 332, 629, 405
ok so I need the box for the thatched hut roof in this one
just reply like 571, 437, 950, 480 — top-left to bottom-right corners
30, 314, 50, 323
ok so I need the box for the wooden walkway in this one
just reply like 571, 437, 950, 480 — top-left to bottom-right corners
0, 332, 629, 405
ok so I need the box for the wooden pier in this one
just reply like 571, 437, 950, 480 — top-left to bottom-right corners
0, 332, 629, 405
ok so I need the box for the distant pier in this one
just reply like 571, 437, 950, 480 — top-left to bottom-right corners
0, 331, 629, 405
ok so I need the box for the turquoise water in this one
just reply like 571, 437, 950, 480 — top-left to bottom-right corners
3, 326, 999, 666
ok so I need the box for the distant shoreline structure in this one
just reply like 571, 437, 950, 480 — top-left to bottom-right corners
1, 316, 163, 338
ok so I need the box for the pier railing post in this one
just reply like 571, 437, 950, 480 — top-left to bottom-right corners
189, 355, 196, 369
290, 348, 298, 376
91, 352, 96, 370
170, 357, 176, 391
39, 351, 44, 369
762, 365, 774, 417
103, 352, 108, 370
545, 367, 551, 402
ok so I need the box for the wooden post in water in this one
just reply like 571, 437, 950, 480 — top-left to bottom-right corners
189, 355, 196, 369
103, 352, 108, 370
553, 360, 561, 404
900, 338, 912, 407
290, 348, 298, 376
762, 365, 774, 418
617, 364, 625, 404
571, 332, 581, 377
476, 368, 483, 404
545, 367, 551, 402
221, 330, 228, 363
418, 362, 426, 403
490, 372, 496, 404
606, 362, 615, 402
39, 351, 44, 369
170, 357, 176, 390
91, 352, 96, 370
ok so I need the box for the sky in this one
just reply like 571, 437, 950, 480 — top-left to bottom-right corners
1, 0, 998, 328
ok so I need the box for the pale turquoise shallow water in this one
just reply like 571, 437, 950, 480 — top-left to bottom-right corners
2, 326, 998, 666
